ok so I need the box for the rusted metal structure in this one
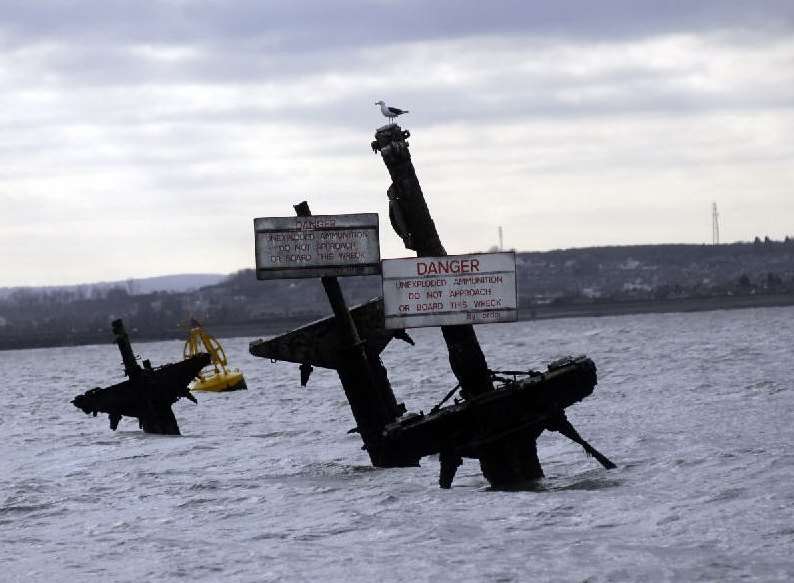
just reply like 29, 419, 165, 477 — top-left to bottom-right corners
72, 319, 209, 434
251, 202, 419, 467
381, 356, 612, 488
372, 123, 546, 486
250, 124, 614, 488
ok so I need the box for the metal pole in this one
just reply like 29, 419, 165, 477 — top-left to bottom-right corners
372, 125, 543, 486
294, 201, 417, 467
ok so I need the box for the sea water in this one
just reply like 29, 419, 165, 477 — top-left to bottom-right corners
1, 306, 793, 582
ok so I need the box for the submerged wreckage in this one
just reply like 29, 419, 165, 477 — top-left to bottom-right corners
72, 319, 209, 434
69, 122, 614, 488
250, 124, 615, 488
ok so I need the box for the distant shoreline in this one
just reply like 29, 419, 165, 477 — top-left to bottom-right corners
520, 293, 794, 321
1, 293, 792, 352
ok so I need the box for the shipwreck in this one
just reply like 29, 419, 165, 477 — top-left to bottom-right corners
249, 124, 615, 488
72, 319, 209, 434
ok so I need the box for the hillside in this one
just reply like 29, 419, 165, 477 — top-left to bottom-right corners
1, 239, 792, 350
0, 273, 226, 300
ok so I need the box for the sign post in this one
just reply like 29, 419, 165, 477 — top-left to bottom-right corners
251, 203, 417, 468
382, 252, 517, 329
372, 123, 543, 488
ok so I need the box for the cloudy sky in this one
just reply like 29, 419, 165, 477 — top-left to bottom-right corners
2, 1, 793, 286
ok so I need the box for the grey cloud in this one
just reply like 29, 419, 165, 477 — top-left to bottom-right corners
3, 0, 793, 114
2, 1, 793, 50
22, 50, 789, 131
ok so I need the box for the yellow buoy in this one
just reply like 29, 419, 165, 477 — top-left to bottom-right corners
184, 319, 247, 392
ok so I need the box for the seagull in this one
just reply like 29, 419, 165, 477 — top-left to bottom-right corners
375, 100, 409, 122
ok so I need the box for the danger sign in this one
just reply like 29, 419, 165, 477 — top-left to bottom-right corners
381, 252, 518, 329
254, 213, 380, 279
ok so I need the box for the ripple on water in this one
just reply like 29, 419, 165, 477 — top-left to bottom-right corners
2, 309, 794, 581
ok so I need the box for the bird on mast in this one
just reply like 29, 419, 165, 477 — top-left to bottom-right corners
375, 100, 409, 122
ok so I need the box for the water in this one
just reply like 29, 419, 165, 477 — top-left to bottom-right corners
1, 306, 793, 582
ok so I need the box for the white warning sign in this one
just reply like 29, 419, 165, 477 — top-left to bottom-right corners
254, 213, 380, 279
382, 252, 518, 329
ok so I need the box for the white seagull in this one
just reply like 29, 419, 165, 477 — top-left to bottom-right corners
375, 100, 409, 122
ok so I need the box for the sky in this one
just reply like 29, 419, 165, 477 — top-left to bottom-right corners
1, 1, 793, 286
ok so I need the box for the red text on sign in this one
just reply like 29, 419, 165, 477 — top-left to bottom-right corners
416, 259, 480, 275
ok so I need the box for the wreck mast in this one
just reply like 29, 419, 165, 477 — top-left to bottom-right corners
372, 124, 543, 486
293, 202, 418, 468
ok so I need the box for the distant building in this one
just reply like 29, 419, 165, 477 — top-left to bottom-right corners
622, 280, 652, 292
619, 259, 641, 270
581, 287, 603, 299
